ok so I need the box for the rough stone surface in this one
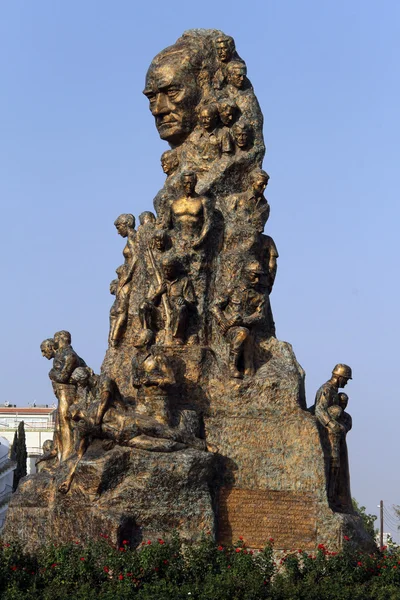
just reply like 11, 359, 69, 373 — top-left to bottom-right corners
6, 442, 215, 552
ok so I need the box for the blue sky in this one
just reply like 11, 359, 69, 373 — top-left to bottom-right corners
1, 0, 399, 538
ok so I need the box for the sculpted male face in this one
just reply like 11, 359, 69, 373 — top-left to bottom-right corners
41, 340, 55, 360
253, 175, 269, 196
227, 64, 247, 89
144, 52, 201, 146
245, 264, 263, 287
215, 37, 234, 62
219, 103, 236, 126
233, 125, 250, 149
182, 174, 196, 196
161, 152, 178, 175
199, 107, 218, 132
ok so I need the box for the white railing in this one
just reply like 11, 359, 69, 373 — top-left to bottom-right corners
0, 421, 55, 430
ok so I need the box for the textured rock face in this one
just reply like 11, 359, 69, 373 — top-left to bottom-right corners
5, 443, 215, 552
4, 29, 374, 552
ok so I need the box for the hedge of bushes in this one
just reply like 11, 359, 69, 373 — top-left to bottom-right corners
1, 533, 400, 599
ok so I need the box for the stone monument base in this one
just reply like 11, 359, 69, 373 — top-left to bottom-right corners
3, 441, 215, 552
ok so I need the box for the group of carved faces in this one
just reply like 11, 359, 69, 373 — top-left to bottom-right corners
143, 33, 251, 149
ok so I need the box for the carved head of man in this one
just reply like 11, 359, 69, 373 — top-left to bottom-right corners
161, 149, 179, 176
250, 169, 270, 196
132, 329, 155, 351
42, 439, 54, 453
215, 35, 235, 63
226, 61, 247, 89
218, 99, 238, 126
40, 338, 56, 360
181, 171, 197, 196
244, 261, 264, 288
198, 104, 219, 132
139, 211, 156, 226
332, 364, 352, 388
144, 40, 205, 146
161, 256, 182, 281
232, 120, 252, 149
54, 330, 71, 349
114, 214, 135, 238
152, 229, 169, 251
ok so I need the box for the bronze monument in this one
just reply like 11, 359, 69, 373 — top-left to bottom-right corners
4, 29, 372, 552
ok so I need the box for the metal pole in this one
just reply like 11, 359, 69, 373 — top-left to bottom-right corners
380, 500, 384, 550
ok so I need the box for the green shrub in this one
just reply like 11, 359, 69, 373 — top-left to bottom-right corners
0, 533, 399, 599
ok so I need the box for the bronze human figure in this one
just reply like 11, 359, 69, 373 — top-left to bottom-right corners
132, 330, 175, 424
187, 104, 233, 167
140, 255, 196, 345
44, 331, 87, 463
230, 168, 270, 233
312, 364, 353, 510
166, 171, 213, 249
110, 214, 137, 347
212, 261, 266, 378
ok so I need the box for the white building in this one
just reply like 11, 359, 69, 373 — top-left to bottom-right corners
0, 405, 56, 474
0, 437, 16, 530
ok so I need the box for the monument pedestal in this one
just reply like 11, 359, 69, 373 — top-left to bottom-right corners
4, 442, 215, 552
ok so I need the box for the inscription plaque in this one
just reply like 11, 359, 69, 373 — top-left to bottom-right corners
218, 488, 317, 549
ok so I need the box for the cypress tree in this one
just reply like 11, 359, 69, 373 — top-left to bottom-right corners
12, 421, 27, 491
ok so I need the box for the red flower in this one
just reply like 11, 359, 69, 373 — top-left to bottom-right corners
269, 538, 274, 543
218, 545, 223, 551
118, 574, 124, 580
249, 550, 254, 555
158, 539, 165, 545
357, 562, 362, 566
11, 566, 17, 571
80, 557, 85, 561
127, 572, 132, 576
343, 535, 350, 541
239, 536, 243, 541
154, 567, 159, 571
51, 563, 57, 568
393, 566, 397, 569
104, 566, 109, 573
119, 547, 125, 552
147, 540, 151, 545
235, 547, 241, 553
122, 540, 129, 545
318, 544, 325, 550
163, 560, 169, 565
298, 549, 303, 554
227, 565, 231, 569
